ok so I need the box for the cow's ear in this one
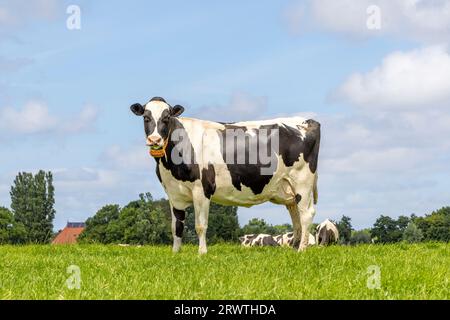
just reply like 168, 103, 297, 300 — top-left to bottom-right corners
130, 103, 144, 116
170, 105, 184, 117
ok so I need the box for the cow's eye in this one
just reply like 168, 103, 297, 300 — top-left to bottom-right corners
144, 117, 150, 123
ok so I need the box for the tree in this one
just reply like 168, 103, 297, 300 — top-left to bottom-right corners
79, 193, 172, 244
0, 207, 13, 244
414, 207, 450, 242
78, 204, 121, 243
371, 215, 397, 243
118, 193, 171, 244
350, 229, 371, 245
273, 223, 293, 235
336, 215, 352, 244
371, 215, 404, 243
241, 218, 275, 235
10, 171, 55, 243
402, 222, 424, 243
0, 206, 27, 244
185, 203, 241, 244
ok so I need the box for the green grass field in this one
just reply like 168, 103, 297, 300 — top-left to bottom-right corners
0, 243, 448, 300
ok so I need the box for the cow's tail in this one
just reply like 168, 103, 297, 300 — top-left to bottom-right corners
313, 173, 318, 205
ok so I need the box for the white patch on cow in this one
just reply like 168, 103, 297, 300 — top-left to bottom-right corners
144, 100, 169, 137
158, 163, 195, 210
308, 233, 316, 246
173, 237, 182, 253
250, 234, 276, 246
276, 231, 316, 247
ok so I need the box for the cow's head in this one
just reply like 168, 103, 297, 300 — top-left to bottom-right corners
130, 97, 184, 149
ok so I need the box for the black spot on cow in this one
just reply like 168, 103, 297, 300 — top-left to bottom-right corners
217, 121, 320, 195
262, 236, 279, 246
173, 208, 186, 238
143, 110, 156, 137
278, 120, 321, 173
201, 164, 216, 199
217, 124, 277, 195
173, 208, 185, 221
295, 194, 302, 204
155, 164, 162, 183
156, 109, 171, 138
175, 220, 184, 238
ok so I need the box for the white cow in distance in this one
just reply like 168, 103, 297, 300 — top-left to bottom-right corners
316, 219, 339, 245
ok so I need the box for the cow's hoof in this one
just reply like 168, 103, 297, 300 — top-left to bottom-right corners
198, 247, 208, 255
298, 245, 308, 252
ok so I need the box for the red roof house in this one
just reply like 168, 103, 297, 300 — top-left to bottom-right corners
52, 222, 86, 244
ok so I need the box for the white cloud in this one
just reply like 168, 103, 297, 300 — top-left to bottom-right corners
0, 0, 59, 27
100, 144, 153, 171
285, 0, 450, 43
0, 100, 98, 135
192, 92, 268, 122
64, 104, 98, 133
0, 101, 57, 134
334, 46, 450, 109
322, 147, 428, 174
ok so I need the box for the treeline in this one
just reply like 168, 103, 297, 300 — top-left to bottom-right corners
331, 208, 450, 245
80, 193, 449, 245
0, 171, 449, 245
79, 193, 244, 244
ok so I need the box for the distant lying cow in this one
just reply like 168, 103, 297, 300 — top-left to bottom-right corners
275, 232, 316, 247
239, 234, 279, 247
316, 219, 339, 245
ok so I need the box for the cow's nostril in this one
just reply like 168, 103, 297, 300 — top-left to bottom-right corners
147, 135, 162, 145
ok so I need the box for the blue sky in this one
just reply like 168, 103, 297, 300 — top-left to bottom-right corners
1, 0, 450, 230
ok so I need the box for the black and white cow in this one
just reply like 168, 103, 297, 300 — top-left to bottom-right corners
315, 219, 339, 245
239, 234, 279, 247
130, 97, 320, 254
276, 232, 316, 247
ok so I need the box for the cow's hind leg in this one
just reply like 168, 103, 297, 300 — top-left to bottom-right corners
170, 204, 185, 253
297, 192, 316, 251
286, 204, 301, 249
193, 188, 210, 255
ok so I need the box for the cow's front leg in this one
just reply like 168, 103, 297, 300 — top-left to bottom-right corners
171, 205, 185, 253
193, 189, 210, 255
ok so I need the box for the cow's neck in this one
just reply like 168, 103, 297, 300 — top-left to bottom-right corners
155, 117, 192, 167
155, 118, 200, 183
